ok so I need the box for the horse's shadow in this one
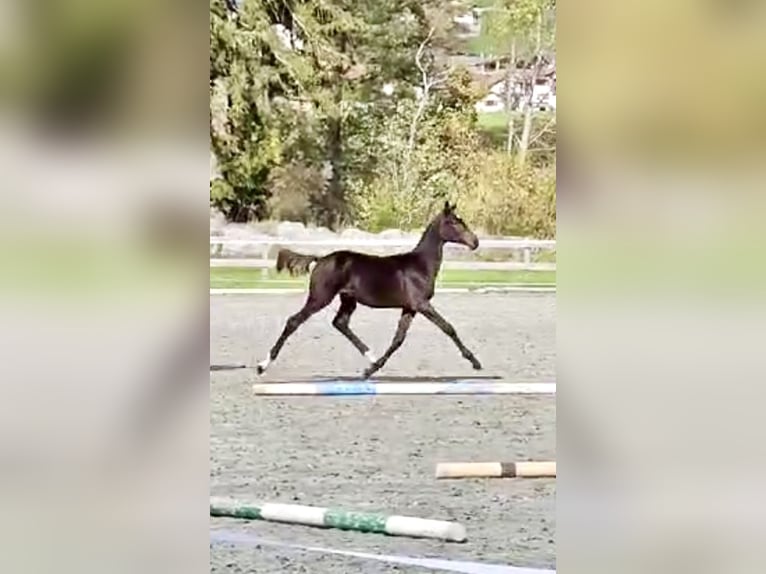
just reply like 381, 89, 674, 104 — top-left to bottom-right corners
210, 366, 503, 382
210, 363, 248, 371
309, 375, 503, 383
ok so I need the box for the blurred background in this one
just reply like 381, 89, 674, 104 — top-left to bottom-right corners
0, 0, 209, 572
558, 1, 766, 573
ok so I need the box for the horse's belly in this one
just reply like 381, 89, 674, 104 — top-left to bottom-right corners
350, 290, 403, 309
344, 275, 405, 308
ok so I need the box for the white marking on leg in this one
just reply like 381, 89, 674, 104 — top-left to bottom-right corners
364, 350, 378, 364
257, 356, 271, 373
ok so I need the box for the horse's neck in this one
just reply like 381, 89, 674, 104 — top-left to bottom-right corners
413, 221, 444, 276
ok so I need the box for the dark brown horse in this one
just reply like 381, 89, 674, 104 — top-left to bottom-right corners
257, 201, 483, 379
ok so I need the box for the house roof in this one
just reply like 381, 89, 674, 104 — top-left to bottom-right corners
445, 51, 556, 97
472, 70, 507, 91
472, 69, 555, 96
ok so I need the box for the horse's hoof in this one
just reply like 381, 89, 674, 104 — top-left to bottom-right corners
362, 365, 378, 379
471, 359, 482, 370
256, 357, 271, 376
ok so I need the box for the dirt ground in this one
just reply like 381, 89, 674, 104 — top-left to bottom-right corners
210, 292, 555, 573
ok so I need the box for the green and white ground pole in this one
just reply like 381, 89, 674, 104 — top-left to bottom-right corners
210, 497, 467, 542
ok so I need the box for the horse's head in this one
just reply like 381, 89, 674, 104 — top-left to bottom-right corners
437, 201, 479, 250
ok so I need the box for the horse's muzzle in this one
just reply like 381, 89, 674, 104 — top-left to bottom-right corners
465, 235, 479, 250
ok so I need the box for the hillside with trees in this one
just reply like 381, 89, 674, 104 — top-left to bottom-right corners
209, 0, 555, 238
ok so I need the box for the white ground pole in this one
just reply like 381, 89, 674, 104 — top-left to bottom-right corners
251, 381, 556, 396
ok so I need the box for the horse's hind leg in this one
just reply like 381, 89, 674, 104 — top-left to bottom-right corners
257, 289, 334, 374
332, 295, 377, 364
418, 302, 482, 370
362, 310, 415, 379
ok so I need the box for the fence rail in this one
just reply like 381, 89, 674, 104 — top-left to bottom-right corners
210, 237, 556, 272
210, 258, 554, 272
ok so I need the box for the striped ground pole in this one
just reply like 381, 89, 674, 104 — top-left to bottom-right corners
251, 381, 555, 396
435, 461, 556, 479
210, 498, 467, 542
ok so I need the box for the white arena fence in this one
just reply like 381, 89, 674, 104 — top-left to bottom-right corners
210, 237, 556, 273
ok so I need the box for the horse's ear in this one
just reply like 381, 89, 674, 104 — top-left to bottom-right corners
443, 200, 452, 213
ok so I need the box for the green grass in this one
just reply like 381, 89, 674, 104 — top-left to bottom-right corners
478, 111, 514, 129
535, 250, 557, 263
211, 266, 555, 289
463, 5, 509, 56
478, 111, 512, 148
466, 33, 504, 57
462, 5, 544, 58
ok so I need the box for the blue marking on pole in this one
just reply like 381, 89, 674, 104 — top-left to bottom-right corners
312, 380, 507, 395
319, 381, 378, 395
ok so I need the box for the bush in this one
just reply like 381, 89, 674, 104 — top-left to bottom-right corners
350, 167, 445, 232
267, 162, 325, 223
347, 94, 484, 232
350, 150, 555, 237
477, 111, 557, 168
345, 71, 555, 237
209, 178, 261, 223
458, 152, 556, 238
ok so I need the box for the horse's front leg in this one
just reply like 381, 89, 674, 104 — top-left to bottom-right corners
361, 310, 415, 379
418, 303, 482, 370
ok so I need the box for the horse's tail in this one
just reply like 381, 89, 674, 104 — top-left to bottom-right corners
276, 248, 319, 276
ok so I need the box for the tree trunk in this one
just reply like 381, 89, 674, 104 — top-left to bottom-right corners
321, 35, 347, 230
403, 27, 436, 190
517, 11, 543, 168
517, 91, 534, 167
227, 195, 250, 223
325, 115, 343, 228
505, 40, 517, 155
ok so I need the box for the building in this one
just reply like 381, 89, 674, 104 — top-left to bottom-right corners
473, 58, 556, 113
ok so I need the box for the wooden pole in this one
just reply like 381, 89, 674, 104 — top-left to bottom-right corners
435, 461, 556, 479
